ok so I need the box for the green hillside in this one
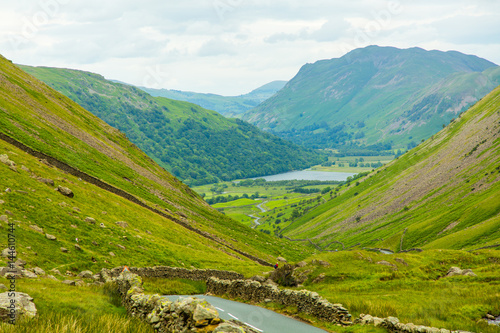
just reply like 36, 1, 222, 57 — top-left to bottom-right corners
141, 80, 287, 117
282, 84, 500, 251
18, 66, 322, 186
0, 54, 311, 274
243, 46, 500, 153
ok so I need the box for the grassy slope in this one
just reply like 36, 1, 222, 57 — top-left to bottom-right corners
243, 46, 500, 149
283, 85, 500, 251
19, 65, 322, 186
0, 54, 311, 271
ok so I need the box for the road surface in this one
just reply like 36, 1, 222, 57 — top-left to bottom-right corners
165, 295, 328, 333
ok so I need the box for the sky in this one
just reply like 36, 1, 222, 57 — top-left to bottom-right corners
1, 0, 499, 96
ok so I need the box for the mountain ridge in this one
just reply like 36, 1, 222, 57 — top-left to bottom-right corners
242, 46, 500, 152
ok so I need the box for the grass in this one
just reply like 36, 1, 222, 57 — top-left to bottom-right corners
0, 278, 154, 332
290, 250, 500, 333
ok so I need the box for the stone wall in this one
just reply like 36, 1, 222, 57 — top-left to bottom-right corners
113, 270, 258, 333
206, 277, 353, 325
357, 314, 473, 333
104, 266, 244, 281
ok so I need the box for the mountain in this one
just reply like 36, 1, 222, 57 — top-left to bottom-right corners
0, 54, 311, 273
242, 46, 500, 153
141, 80, 287, 117
282, 85, 500, 251
19, 66, 322, 186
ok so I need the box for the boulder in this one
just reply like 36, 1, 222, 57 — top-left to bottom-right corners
56, 186, 74, 198
446, 267, 477, 277
0, 215, 8, 223
62, 280, 76, 286
213, 323, 245, 332
29, 225, 44, 234
312, 273, 326, 284
117, 244, 126, 250
38, 178, 54, 186
22, 270, 38, 279
85, 217, 96, 224
250, 275, 266, 283
1, 248, 16, 258
100, 223, 106, 228
109, 252, 116, 257
0, 292, 37, 323
60, 247, 68, 253
277, 256, 287, 263
78, 270, 93, 279
50, 268, 62, 276
115, 221, 129, 228
193, 302, 219, 322
45, 234, 57, 241
296, 261, 307, 268
74, 244, 82, 251
15, 259, 26, 268
33, 267, 45, 276
0, 154, 16, 172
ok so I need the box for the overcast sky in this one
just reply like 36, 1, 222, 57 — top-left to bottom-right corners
1, 0, 499, 95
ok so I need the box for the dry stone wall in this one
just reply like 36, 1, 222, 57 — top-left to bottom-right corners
357, 314, 474, 333
105, 266, 244, 281
206, 277, 353, 325
113, 270, 258, 333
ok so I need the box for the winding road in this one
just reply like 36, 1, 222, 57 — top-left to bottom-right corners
165, 295, 328, 333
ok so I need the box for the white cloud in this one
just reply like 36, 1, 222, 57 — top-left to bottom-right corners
0, 0, 499, 95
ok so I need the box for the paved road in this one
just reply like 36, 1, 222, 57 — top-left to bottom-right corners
165, 295, 328, 333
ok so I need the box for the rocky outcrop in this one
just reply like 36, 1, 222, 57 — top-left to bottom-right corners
445, 267, 477, 277
114, 271, 257, 332
206, 277, 352, 325
0, 292, 37, 323
357, 314, 473, 333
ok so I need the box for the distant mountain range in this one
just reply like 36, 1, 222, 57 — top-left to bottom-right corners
241, 46, 500, 153
20, 66, 322, 186
141, 80, 287, 117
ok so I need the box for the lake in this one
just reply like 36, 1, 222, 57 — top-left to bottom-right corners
253, 170, 356, 182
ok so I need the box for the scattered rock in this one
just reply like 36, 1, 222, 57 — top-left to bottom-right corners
62, 280, 76, 286
21, 165, 30, 172
74, 244, 82, 251
75, 280, 85, 287
115, 221, 129, 228
109, 252, 116, 257
33, 267, 45, 276
146, 230, 152, 235
0, 215, 8, 223
85, 217, 96, 224
0, 292, 37, 323
60, 247, 68, 253
1, 248, 15, 258
50, 268, 62, 276
22, 270, 38, 279
296, 261, 307, 268
15, 259, 26, 268
29, 225, 44, 234
46, 275, 58, 281
250, 275, 266, 283
213, 322, 245, 332
72, 207, 81, 213
312, 259, 330, 267
45, 234, 57, 241
0, 200, 4, 204
277, 256, 287, 263
5, 188, 11, 193
377, 261, 397, 269
70, 225, 77, 229
486, 314, 495, 320
78, 270, 93, 279
4, 210, 13, 216
117, 244, 126, 250
38, 178, 54, 186
0, 154, 17, 171
446, 266, 477, 277
394, 258, 408, 266
312, 273, 326, 284
56, 186, 74, 198
100, 223, 106, 228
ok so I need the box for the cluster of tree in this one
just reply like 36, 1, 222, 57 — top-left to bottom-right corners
59, 81, 325, 186
236, 178, 341, 188
205, 192, 263, 205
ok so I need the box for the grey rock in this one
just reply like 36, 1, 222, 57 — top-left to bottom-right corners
100, 223, 106, 228
0, 215, 8, 222
33, 267, 45, 276
22, 270, 38, 278
117, 244, 126, 250
15, 259, 27, 268
60, 247, 68, 253
296, 261, 307, 268
78, 270, 93, 279
115, 221, 129, 228
74, 244, 82, 251
50, 268, 62, 276
213, 322, 245, 332
193, 302, 218, 321
56, 186, 74, 198
277, 256, 287, 263
0, 200, 4, 204
1, 248, 16, 258
109, 252, 116, 257
62, 280, 76, 286
29, 225, 44, 234
38, 178, 54, 186
0, 292, 37, 323
85, 217, 96, 224
45, 234, 57, 240
46, 275, 58, 281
